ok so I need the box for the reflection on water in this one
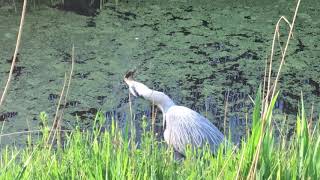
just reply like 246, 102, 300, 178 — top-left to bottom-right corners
0, 0, 319, 145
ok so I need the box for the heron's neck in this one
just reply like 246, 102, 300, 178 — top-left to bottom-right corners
145, 90, 175, 113
134, 83, 175, 113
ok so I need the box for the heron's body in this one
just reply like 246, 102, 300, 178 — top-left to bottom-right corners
164, 106, 224, 154
124, 72, 224, 155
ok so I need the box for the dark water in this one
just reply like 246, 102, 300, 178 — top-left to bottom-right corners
0, 0, 319, 146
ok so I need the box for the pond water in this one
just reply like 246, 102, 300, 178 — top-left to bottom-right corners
0, 0, 319, 146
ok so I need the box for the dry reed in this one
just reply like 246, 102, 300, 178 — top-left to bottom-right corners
247, 0, 302, 179
0, 0, 27, 108
47, 45, 75, 147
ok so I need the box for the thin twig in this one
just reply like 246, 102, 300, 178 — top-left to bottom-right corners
49, 45, 75, 148
0, 129, 72, 138
262, 53, 268, 113
264, 16, 291, 116
0, 0, 27, 108
276, 16, 293, 58
152, 96, 155, 134
129, 92, 133, 125
269, 0, 301, 111
46, 73, 68, 146
63, 45, 75, 109
265, 21, 278, 113
0, 120, 6, 144
51, 45, 75, 146
223, 89, 229, 136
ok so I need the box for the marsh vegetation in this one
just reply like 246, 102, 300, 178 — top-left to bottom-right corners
0, 0, 319, 178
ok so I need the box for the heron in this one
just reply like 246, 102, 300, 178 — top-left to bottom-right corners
124, 71, 224, 156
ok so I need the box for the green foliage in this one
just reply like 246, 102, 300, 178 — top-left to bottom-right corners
0, 95, 320, 179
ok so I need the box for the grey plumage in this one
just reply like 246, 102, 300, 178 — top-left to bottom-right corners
124, 71, 224, 155
164, 106, 224, 154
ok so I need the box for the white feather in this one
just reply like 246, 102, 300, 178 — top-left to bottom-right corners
124, 78, 224, 155
164, 106, 224, 155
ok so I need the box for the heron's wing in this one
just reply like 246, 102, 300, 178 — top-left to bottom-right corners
165, 106, 224, 154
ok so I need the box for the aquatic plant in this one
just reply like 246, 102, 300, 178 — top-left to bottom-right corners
1, 0, 319, 179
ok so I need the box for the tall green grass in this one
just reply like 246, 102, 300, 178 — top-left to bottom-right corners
0, 91, 319, 179
2, 0, 318, 179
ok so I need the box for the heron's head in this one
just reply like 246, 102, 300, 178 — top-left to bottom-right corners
124, 70, 175, 113
124, 70, 141, 97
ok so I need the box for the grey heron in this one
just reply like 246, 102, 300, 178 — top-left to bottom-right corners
124, 71, 224, 156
